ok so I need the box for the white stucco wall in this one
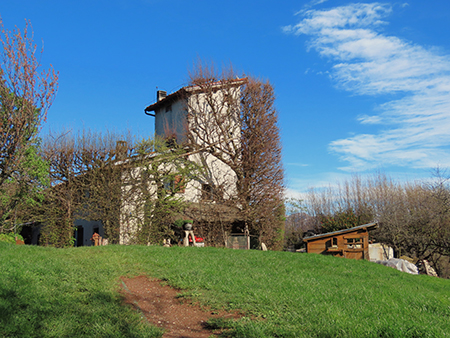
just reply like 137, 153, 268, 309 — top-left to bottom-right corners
118, 83, 242, 244
184, 152, 237, 203
186, 87, 241, 153
152, 86, 240, 204
154, 98, 188, 144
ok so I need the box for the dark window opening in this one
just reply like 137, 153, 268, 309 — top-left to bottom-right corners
163, 175, 185, 194
164, 179, 173, 192
165, 137, 176, 148
202, 184, 214, 201
201, 184, 223, 201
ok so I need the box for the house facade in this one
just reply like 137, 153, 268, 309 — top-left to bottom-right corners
116, 80, 247, 245
20, 80, 247, 247
144, 81, 245, 205
42, 80, 247, 247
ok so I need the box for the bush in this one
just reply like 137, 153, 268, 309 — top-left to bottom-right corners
0, 233, 23, 244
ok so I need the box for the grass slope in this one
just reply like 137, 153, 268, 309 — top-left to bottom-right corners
1, 242, 449, 337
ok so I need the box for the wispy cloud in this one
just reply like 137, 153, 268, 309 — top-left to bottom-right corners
286, 172, 354, 197
301, 0, 329, 11
284, 3, 450, 171
284, 188, 306, 200
286, 162, 310, 167
357, 114, 382, 124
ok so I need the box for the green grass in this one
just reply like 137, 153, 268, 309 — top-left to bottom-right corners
1, 242, 449, 337
0, 242, 162, 338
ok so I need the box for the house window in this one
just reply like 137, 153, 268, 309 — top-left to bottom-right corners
332, 238, 337, 247
346, 238, 362, 249
201, 184, 214, 201
174, 175, 185, 193
164, 175, 185, 194
201, 184, 223, 201
163, 179, 173, 192
165, 104, 172, 112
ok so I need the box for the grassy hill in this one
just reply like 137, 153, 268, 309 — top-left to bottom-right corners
1, 242, 449, 337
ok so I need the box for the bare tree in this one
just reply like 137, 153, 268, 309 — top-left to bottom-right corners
120, 136, 204, 245
186, 63, 285, 249
240, 77, 285, 249
34, 132, 80, 246
306, 172, 450, 277
34, 130, 203, 247
306, 174, 375, 233
0, 18, 58, 231
34, 130, 130, 246
284, 197, 318, 250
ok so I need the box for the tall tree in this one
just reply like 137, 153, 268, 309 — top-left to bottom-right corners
35, 130, 202, 247
305, 172, 450, 277
186, 64, 285, 249
0, 18, 58, 231
37, 130, 130, 247
240, 77, 285, 249
122, 136, 203, 245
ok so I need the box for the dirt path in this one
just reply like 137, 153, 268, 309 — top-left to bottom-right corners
120, 276, 237, 338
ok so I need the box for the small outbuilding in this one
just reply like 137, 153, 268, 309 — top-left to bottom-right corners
303, 223, 378, 260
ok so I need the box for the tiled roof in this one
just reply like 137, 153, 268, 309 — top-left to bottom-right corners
144, 78, 247, 113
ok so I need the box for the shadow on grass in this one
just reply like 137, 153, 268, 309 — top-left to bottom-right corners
0, 245, 162, 338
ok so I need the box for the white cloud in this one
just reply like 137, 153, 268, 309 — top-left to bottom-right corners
302, 0, 329, 11
286, 172, 354, 196
286, 162, 310, 167
284, 188, 306, 200
286, 3, 391, 35
285, 2, 450, 172
357, 114, 382, 124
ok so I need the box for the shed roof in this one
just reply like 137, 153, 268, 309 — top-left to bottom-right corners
303, 222, 378, 242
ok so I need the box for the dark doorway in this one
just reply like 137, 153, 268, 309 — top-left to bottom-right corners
74, 226, 84, 247
20, 223, 41, 245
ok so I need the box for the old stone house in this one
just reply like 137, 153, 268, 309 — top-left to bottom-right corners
76, 79, 247, 246
135, 79, 247, 245
20, 80, 247, 247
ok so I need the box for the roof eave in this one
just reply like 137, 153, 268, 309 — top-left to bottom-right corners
144, 88, 186, 113
144, 78, 248, 113
303, 222, 378, 242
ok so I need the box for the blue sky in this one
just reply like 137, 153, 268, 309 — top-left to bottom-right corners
2, 1, 450, 197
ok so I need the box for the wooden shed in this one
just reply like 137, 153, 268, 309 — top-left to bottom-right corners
303, 223, 378, 260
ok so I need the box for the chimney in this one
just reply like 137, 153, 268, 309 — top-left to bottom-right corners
157, 90, 167, 102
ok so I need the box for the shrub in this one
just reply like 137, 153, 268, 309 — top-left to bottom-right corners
0, 233, 23, 244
